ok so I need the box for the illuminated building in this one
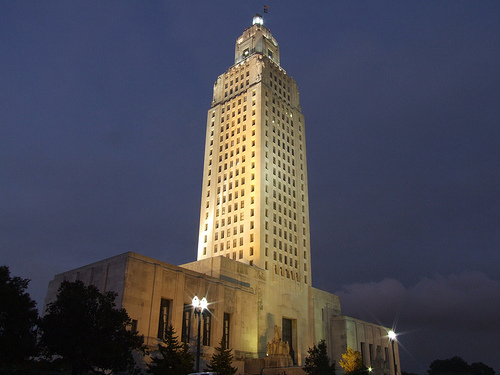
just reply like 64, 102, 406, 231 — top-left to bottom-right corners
196, 15, 311, 288
44, 15, 401, 375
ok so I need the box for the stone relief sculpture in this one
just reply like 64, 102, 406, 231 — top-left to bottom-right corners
266, 325, 290, 356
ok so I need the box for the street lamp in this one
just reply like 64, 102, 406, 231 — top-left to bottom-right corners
388, 330, 397, 375
192, 296, 208, 372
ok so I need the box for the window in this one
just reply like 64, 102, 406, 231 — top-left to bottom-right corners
157, 298, 171, 340
282, 318, 295, 363
181, 304, 191, 343
223, 313, 230, 348
131, 319, 138, 333
203, 313, 211, 346
369, 343, 374, 366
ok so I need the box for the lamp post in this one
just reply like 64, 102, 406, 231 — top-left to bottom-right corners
388, 330, 397, 375
192, 296, 208, 372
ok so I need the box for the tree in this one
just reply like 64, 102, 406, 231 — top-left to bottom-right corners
339, 346, 369, 375
428, 356, 470, 375
147, 324, 194, 375
39, 280, 144, 375
303, 340, 336, 375
470, 362, 495, 375
0, 266, 38, 366
428, 357, 496, 375
207, 338, 237, 375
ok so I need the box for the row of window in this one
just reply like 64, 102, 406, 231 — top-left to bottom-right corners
157, 298, 230, 349
224, 69, 250, 90
202, 78, 310, 275
359, 341, 393, 367
268, 72, 291, 102
274, 264, 304, 283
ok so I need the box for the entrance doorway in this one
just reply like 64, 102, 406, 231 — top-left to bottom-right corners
282, 318, 295, 364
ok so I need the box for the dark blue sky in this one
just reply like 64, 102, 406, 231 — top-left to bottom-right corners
2, 2, 499, 374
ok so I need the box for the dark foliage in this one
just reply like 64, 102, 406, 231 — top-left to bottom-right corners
207, 338, 237, 375
303, 340, 336, 375
147, 324, 194, 375
0, 266, 38, 366
39, 280, 144, 375
428, 357, 495, 375
470, 362, 496, 375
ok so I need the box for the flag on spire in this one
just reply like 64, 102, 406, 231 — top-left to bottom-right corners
263, 5, 269, 13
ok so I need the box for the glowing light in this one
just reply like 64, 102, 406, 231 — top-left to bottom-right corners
192, 295, 208, 312
368, 367, 373, 372
388, 330, 397, 340
192, 295, 199, 307
253, 14, 263, 26
200, 297, 208, 310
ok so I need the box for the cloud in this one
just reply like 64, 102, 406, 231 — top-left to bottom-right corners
407, 272, 500, 331
336, 271, 500, 331
335, 272, 500, 373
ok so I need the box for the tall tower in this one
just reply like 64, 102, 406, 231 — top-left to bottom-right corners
197, 15, 311, 286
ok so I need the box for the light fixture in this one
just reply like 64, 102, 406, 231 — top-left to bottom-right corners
388, 330, 396, 341
192, 295, 208, 372
388, 330, 397, 375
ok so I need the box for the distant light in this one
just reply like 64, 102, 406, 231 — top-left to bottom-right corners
192, 295, 208, 312
253, 14, 263, 26
192, 296, 199, 307
368, 367, 373, 372
388, 330, 397, 340
200, 297, 208, 310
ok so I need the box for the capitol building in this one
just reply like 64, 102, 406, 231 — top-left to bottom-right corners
45, 15, 401, 375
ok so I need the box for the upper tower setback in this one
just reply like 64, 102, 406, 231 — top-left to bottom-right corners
234, 14, 280, 66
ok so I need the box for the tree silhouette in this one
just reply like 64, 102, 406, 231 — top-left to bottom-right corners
303, 339, 336, 375
207, 338, 237, 375
147, 324, 194, 375
428, 357, 496, 375
470, 362, 495, 375
40, 280, 144, 375
0, 266, 38, 366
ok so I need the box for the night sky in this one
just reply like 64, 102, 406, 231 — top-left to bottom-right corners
2, 2, 499, 374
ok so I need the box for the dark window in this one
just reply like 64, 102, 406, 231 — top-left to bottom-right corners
223, 313, 230, 348
203, 313, 212, 346
282, 317, 295, 364
369, 343, 373, 366
131, 319, 138, 334
181, 304, 191, 343
157, 299, 171, 340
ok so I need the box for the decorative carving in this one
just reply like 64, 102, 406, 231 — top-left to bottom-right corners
266, 325, 290, 356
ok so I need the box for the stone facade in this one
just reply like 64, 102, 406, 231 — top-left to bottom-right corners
44, 15, 401, 375
44, 252, 400, 374
331, 316, 400, 374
